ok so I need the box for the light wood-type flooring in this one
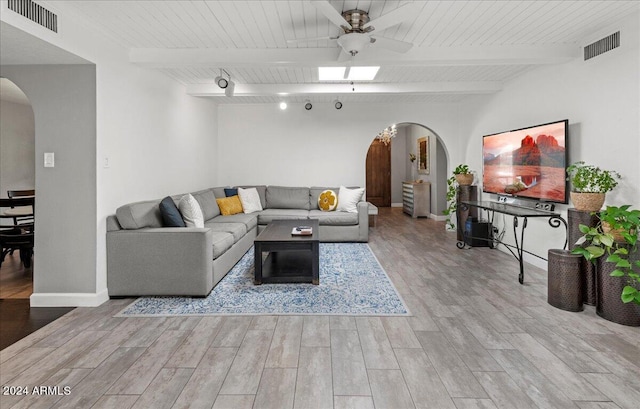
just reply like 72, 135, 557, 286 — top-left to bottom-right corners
1, 207, 638, 409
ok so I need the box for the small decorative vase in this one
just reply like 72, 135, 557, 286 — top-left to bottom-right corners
455, 174, 474, 186
570, 192, 605, 212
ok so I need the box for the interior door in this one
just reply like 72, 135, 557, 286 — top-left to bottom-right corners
366, 139, 391, 207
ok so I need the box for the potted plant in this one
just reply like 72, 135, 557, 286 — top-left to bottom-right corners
566, 161, 620, 211
443, 164, 475, 230
573, 205, 640, 326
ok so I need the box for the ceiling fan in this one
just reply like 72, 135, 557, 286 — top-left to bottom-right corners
288, 1, 419, 60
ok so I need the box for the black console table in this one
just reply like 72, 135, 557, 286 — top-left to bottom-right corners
457, 201, 568, 284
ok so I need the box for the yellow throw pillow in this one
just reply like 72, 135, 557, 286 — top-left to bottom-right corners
216, 195, 243, 216
318, 189, 338, 212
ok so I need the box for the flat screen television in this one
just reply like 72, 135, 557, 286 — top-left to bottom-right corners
482, 119, 568, 204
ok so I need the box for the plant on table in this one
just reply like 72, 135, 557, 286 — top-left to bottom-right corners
573, 205, 640, 305
443, 164, 474, 230
566, 161, 620, 211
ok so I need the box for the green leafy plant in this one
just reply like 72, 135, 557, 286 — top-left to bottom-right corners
443, 164, 473, 230
573, 205, 640, 305
566, 161, 621, 193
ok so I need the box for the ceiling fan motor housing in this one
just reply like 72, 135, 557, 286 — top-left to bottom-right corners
341, 9, 372, 33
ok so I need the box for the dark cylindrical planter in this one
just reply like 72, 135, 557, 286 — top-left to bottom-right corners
456, 185, 478, 241
548, 249, 584, 312
568, 208, 599, 305
597, 258, 640, 326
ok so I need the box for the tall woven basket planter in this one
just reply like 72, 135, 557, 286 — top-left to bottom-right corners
548, 250, 584, 312
596, 258, 640, 326
568, 208, 599, 305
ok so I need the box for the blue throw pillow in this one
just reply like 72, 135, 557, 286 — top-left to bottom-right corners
224, 188, 238, 197
159, 196, 186, 227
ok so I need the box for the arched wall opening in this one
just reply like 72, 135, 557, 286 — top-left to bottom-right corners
366, 122, 450, 218
0, 78, 35, 296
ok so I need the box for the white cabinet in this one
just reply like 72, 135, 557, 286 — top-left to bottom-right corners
402, 182, 431, 218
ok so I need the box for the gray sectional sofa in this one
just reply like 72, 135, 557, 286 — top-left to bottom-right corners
106, 185, 368, 297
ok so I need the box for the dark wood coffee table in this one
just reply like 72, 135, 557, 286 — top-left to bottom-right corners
254, 219, 319, 285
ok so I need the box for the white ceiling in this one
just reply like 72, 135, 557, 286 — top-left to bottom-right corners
12, 1, 640, 103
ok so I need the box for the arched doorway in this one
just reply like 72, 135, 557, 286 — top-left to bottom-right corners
0, 78, 35, 298
365, 123, 449, 217
365, 138, 391, 207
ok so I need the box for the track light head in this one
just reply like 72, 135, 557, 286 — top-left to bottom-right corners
334, 99, 343, 110
215, 75, 228, 89
304, 100, 312, 110
225, 81, 235, 97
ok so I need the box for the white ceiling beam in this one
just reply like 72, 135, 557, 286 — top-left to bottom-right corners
130, 44, 579, 68
186, 81, 502, 97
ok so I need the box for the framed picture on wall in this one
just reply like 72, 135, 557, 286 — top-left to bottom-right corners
418, 136, 429, 175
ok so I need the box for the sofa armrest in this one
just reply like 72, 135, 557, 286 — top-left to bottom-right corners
107, 227, 214, 296
357, 201, 369, 241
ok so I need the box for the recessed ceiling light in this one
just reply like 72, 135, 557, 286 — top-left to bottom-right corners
279, 101, 287, 110
318, 66, 379, 81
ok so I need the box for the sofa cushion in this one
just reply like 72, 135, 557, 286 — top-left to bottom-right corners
210, 231, 235, 260
266, 186, 310, 210
204, 221, 247, 242
216, 196, 244, 216
179, 194, 205, 228
258, 209, 310, 224
116, 200, 163, 230
224, 188, 238, 197
238, 185, 267, 208
336, 186, 365, 213
209, 213, 258, 230
212, 187, 227, 200
159, 196, 186, 227
191, 189, 220, 220
308, 210, 358, 226
238, 187, 263, 214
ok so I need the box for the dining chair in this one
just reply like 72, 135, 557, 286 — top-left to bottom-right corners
0, 197, 35, 269
6, 189, 35, 225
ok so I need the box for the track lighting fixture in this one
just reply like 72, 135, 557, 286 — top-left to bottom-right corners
304, 100, 312, 110
225, 80, 235, 97
334, 99, 343, 110
215, 69, 229, 89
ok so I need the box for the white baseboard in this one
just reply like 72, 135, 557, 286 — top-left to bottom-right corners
391, 203, 403, 207
30, 289, 109, 307
430, 213, 447, 221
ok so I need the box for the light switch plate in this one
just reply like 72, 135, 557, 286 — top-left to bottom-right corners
44, 152, 55, 167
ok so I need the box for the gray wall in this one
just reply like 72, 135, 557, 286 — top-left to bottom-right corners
0, 98, 34, 195
0, 64, 97, 293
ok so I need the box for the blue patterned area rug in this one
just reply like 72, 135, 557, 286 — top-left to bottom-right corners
116, 243, 409, 316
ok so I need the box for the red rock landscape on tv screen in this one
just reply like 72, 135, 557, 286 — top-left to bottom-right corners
483, 122, 566, 203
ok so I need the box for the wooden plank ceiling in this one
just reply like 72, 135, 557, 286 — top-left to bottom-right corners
39, 0, 640, 103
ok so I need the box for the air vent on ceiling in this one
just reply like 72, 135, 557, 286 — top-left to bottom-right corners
584, 31, 619, 61
7, 0, 57, 33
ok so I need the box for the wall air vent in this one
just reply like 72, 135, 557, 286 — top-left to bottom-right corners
584, 31, 619, 61
7, 0, 58, 33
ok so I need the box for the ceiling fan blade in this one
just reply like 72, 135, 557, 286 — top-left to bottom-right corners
363, 3, 421, 32
310, 0, 352, 30
287, 36, 337, 44
370, 36, 413, 53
